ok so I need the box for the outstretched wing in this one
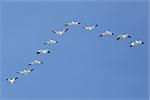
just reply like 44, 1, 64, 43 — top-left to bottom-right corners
64, 28, 69, 32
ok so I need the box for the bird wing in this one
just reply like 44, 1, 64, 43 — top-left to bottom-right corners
52, 31, 56, 33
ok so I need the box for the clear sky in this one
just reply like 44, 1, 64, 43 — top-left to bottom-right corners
0, 0, 149, 100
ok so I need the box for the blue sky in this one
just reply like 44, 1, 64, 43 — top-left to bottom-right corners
0, 0, 149, 100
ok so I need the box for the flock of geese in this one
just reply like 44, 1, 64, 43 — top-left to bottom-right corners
6, 21, 144, 85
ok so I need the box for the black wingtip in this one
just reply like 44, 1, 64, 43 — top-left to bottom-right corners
64, 24, 68, 26
37, 52, 40, 54
117, 37, 120, 40
16, 72, 20, 74
31, 69, 34, 71
130, 45, 132, 47
65, 28, 69, 32
52, 31, 56, 33
99, 35, 103, 37
128, 36, 131, 38
47, 51, 50, 53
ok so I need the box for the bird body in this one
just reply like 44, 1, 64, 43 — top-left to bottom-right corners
117, 34, 131, 40
6, 77, 18, 85
82, 24, 98, 31
130, 40, 144, 47
44, 39, 57, 45
99, 30, 114, 37
52, 28, 69, 36
65, 21, 80, 26
28, 60, 43, 66
37, 49, 50, 54
17, 69, 34, 75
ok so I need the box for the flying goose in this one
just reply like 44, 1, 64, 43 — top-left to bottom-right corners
52, 28, 69, 36
65, 21, 80, 26
117, 34, 131, 40
37, 49, 50, 54
17, 69, 34, 75
28, 60, 43, 66
6, 77, 18, 85
82, 24, 98, 31
130, 40, 144, 47
99, 30, 114, 37
44, 39, 58, 45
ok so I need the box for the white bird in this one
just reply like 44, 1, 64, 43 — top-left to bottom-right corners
37, 49, 50, 54
44, 39, 58, 45
130, 40, 144, 47
17, 69, 34, 75
82, 24, 98, 31
28, 60, 43, 66
99, 30, 114, 37
117, 34, 131, 40
6, 77, 18, 85
65, 21, 80, 26
52, 28, 69, 36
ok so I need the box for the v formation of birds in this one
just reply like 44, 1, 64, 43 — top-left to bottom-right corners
6, 21, 144, 85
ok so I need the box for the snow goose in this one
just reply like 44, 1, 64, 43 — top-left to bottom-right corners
82, 24, 98, 31
99, 30, 114, 37
130, 40, 144, 47
17, 69, 34, 75
6, 77, 18, 85
117, 34, 131, 40
52, 28, 69, 36
44, 39, 58, 45
28, 60, 43, 66
65, 21, 80, 26
37, 49, 50, 54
